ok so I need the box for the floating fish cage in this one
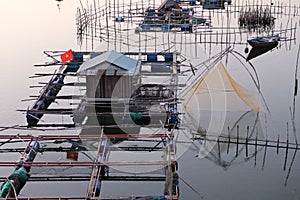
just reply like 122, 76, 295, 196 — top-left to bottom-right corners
136, 0, 209, 33
201, 0, 232, 9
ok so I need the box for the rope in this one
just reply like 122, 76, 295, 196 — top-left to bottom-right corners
5, 177, 18, 200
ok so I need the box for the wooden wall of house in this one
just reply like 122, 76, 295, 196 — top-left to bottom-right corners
85, 71, 139, 135
86, 72, 133, 98
86, 73, 99, 98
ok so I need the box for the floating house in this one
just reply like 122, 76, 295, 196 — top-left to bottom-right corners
76, 50, 141, 135
78, 50, 140, 99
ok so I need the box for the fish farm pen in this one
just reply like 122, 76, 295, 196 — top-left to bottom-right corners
0, 0, 300, 199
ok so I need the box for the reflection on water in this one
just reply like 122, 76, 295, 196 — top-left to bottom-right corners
0, 0, 300, 199
192, 111, 263, 169
247, 45, 279, 61
179, 141, 300, 200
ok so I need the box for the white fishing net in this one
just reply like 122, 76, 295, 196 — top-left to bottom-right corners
181, 62, 265, 159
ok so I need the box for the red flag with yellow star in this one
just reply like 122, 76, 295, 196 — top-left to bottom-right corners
61, 49, 74, 63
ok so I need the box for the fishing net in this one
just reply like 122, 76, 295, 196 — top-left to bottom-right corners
181, 62, 265, 159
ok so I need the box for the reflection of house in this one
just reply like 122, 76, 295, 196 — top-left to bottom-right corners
76, 50, 141, 135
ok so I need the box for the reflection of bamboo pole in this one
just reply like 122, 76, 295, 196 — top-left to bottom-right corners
284, 149, 298, 187
291, 44, 300, 145
179, 176, 204, 199
254, 128, 258, 167
227, 126, 231, 154
236, 125, 239, 157
246, 126, 249, 157
194, 134, 299, 150
217, 138, 221, 160
277, 134, 280, 155
262, 138, 268, 170
283, 122, 289, 171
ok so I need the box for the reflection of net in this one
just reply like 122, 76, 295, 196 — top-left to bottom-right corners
197, 111, 264, 168
29, 149, 95, 176
30, 166, 165, 177
30, 166, 93, 176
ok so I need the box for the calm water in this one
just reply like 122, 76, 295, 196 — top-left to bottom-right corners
0, 0, 300, 199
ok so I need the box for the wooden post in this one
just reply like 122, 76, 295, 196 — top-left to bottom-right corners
217, 138, 221, 161
277, 134, 280, 154
284, 149, 298, 187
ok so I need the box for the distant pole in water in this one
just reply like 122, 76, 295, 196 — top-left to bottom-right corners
293, 44, 300, 98
291, 44, 300, 146
283, 122, 289, 171
295, 79, 298, 97
56, 0, 63, 12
